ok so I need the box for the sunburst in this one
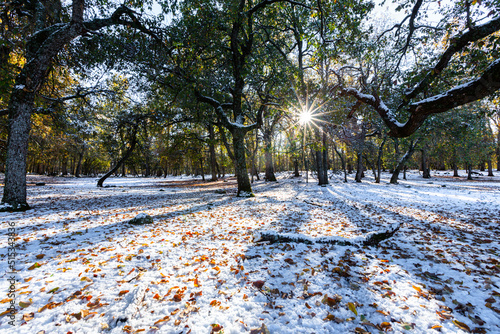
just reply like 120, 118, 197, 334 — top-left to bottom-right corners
284, 85, 331, 132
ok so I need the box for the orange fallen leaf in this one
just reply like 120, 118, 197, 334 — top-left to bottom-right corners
154, 315, 170, 325
118, 290, 129, 296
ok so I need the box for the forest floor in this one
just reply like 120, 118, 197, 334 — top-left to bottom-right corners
0, 170, 500, 334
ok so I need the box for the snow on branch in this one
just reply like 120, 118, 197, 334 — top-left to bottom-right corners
340, 57, 500, 138
195, 91, 263, 133
400, 16, 500, 109
254, 223, 402, 247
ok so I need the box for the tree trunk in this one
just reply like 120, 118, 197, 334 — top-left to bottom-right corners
392, 138, 400, 173
355, 152, 363, 182
321, 132, 328, 184
453, 161, 459, 177
316, 150, 327, 185
421, 148, 431, 178
467, 164, 473, 180
233, 130, 253, 196
390, 140, 418, 184
208, 124, 218, 181
61, 156, 68, 176
497, 131, 500, 171
97, 127, 138, 187
487, 156, 494, 176
294, 158, 300, 177
333, 143, 347, 183
264, 132, 277, 182
1, 93, 33, 210
75, 149, 84, 178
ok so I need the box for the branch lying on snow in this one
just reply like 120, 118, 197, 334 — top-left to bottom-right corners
254, 223, 402, 247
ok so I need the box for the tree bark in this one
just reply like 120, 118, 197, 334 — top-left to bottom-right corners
208, 124, 218, 181
355, 152, 363, 183
421, 148, 431, 178
75, 148, 84, 178
1, 93, 33, 210
264, 132, 277, 182
390, 140, 418, 184
488, 156, 494, 176
97, 126, 138, 187
333, 143, 347, 183
497, 130, 500, 171
467, 164, 473, 180
321, 132, 328, 184
233, 130, 253, 196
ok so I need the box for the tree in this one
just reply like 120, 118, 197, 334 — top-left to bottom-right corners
1, 0, 162, 211
339, 0, 500, 138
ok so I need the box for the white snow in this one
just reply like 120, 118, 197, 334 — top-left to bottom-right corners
0, 171, 499, 333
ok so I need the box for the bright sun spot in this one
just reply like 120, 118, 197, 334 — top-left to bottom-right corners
299, 110, 312, 125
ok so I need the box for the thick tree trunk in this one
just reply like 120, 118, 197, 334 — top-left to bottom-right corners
263, 133, 277, 182
421, 148, 431, 178
390, 140, 418, 184
294, 158, 300, 177
61, 156, 68, 176
97, 127, 138, 187
1, 92, 33, 211
355, 152, 363, 183
467, 164, 473, 180
233, 131, 253, 196
315, 150, 326, 184
453, 161, 459, 177
487, 156, 494, 176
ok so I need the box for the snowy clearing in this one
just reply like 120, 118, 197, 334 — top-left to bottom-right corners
1, 171, 499, 334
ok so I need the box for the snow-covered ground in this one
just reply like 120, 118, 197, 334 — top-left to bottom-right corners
0, 170, 499, 334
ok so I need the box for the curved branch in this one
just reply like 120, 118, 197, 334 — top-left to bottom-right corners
400, 16, 500, 108
342, 58, 500, 138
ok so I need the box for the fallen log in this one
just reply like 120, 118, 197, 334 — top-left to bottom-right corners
254, 223, 401, 247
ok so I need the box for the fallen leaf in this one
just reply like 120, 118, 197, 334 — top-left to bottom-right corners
252, 280, 265, 289
348, 302, 358, 316
453, 320, 471, 332
28, 263, 42, 270
153, 315, 170, 325
118, 290, 129, 296
19, 301, 32, 308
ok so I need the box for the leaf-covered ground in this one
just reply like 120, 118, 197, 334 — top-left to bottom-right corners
1, 171, 499, 334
